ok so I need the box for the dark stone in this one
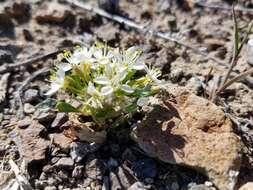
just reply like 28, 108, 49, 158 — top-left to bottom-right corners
23, 29, 34, 41
0, 49, 13, 63
84, 155, 105, 180
70, 142, 100, 162
72, 165, 84, 179
24, 89, 39, 103
33, 108, 56, 123
98, 0, 120, 14
109, 166, 136, 189
17, 118, 32, 129
54, 157, 74, 170
132, 158, 157, 180
51, 113, 68, 129
5, 2, 31, 23
0, 13, 15, 38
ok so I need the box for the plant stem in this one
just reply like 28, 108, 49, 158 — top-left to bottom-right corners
216, 68, 253, 95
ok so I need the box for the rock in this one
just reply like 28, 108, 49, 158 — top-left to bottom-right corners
132, 85, 242, 190
110, 144, 121, 157
54, 157, 74, 170
51, 113, 68, 129
154, 48, 175, 74
98, 0, 120, 13
72, 165, 84, 179
84, 156, 105, 180
24, 103, 36, 114
0, 49, 13, 63
132, 158, 157, 179
63, 113, 107, 144
204, 38, 225, 51
239, 182, 253, 190
102, 176, 110, 190
171, 182, 179, 190
33, 108, 56, 123
0, 13, 14, 37
70, 142, 101, 162
95, 23, 119, 42
169, 68, 184, 82
5, 2, 31, 23
185, 77, 204, 95
188, 184, 216, 190
24, 89, 39, 103
0, 73, 10, 107
52, 133, 72, 153
122, 148, 136, 161
23, 29, 34, 41
35, 180, 49, 189
35, 3, 76, 29
44, 186, 57, 190
107, 157, 118, 169
17, 117, 32, 129
12, 120, 50, 163
110, 166, 136, 190
128, 182, 150, 190
0, 45, 21, 61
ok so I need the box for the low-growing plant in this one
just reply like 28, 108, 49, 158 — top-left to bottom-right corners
46, 43, 162, 127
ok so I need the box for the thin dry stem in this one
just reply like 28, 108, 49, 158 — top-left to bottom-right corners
217, 68, 253, 94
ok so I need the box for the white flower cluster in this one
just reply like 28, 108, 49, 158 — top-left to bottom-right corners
46, 43, 162, 124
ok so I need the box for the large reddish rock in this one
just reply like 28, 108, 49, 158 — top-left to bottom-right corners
132, 85, 242, 190
14, 120, 50, 163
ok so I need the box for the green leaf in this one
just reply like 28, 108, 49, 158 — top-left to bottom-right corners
123, 103, 137, 113
56, 101, 80, 113
232, 5, 239, 57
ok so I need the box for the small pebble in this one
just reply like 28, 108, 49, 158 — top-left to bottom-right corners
171, 182, 179, 190
24, 103, 35, 114
17, 118, 32, 129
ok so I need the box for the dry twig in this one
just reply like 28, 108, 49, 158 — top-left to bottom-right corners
16, 67, 50, 119
66, 0, 225, 66
195, 0, 253, 14
0, 49, 61, 74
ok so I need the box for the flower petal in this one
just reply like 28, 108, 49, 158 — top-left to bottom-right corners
101, 86, 113, 96
126, 46, 137, 55
59, 62, 72, 72
132, 62, 146, 70
94, 77, 110, 85
121, 84, 134, 93
87, 82, 96, 96
45, 82, 61, 96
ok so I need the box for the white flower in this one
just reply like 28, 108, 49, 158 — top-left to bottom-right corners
145, 66, 162, 84
121, 84, 134, 93
132, 60, 146, 70
58, 62, 72, 72
94, 48, 113, 65
45, 69, 65, 96
66, 47, 95, 65
94, 77, 110, 85
87, 82, 98, 96
101, 86, 113, 96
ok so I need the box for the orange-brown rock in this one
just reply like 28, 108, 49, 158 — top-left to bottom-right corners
132, 85, 242, 190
